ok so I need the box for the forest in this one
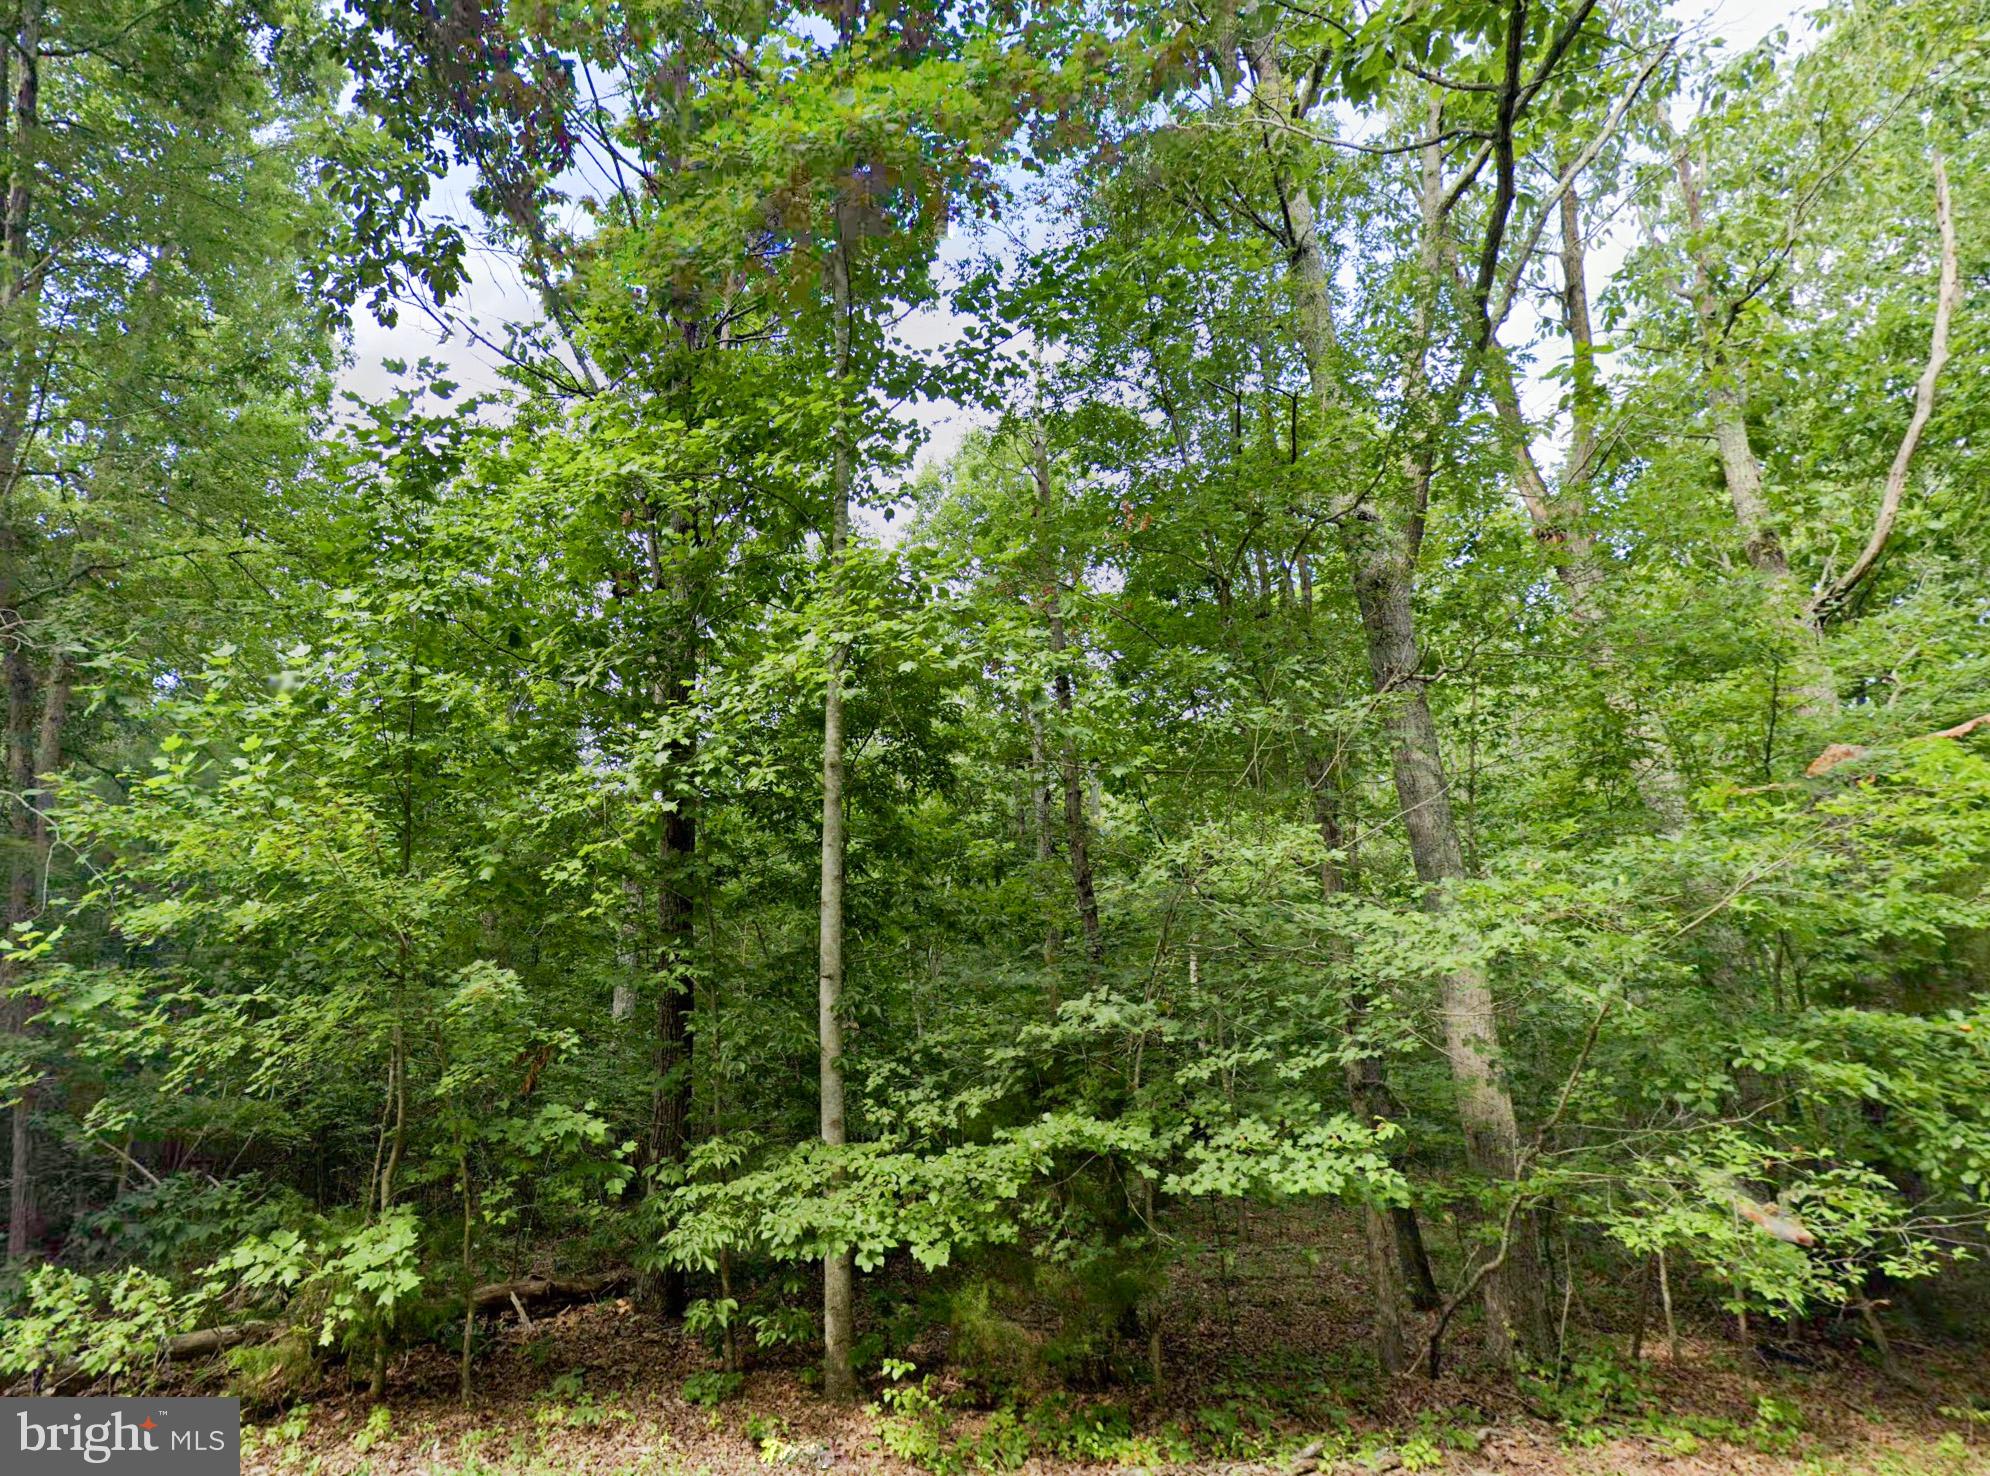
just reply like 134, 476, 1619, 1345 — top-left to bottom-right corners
0, 0, 1986, 1472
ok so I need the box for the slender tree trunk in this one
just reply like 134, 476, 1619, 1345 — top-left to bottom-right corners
1480, 366, 1685, 826
1557, 158, 1600, 489
650, 788, 694, 1318
1253, 47, 1552, 1364
0, 0, 43, 490
1342, 524, 1550, 1362
1025, 706, 1063, 988
0, 0, 44, 1266
1630, 1254, 1654, 1362
613, 879, 641, 1021
14, 648, 62, 1190
1392, 1199, 1441, 1313
1813, 155, 1959, 623
1658, 1249, 1678, 1361
2, 633, 58, 1261
370, 642, 422, 1401
4, 637, 37, 1260
459, 1143, 475, 1405
370, 1018, 406, 1400
818, 214, 857, 1405
1672, 144, 1787, 580
1030, 426, 1103, 973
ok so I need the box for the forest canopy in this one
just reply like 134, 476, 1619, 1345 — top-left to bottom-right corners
0, 0, 1986, 1464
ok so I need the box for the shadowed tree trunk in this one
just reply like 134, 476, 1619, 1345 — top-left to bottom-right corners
0, 0, 45, 1266
645, 484, 701, 1320
1309, 754, 1411, 1371
1030, 426, 1105, 976
3, 633, 40, 1259
649, 701, 695, 1319
1025, 705, 1064, 990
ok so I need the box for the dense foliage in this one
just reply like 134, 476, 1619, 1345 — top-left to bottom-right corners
1, 0, 1985, 1415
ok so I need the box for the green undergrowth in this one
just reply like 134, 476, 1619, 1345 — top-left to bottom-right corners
230, 1344, 1989, 1476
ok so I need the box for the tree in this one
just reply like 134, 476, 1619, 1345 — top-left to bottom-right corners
0, 0, 339, 1260
4, 0, 1989, 1422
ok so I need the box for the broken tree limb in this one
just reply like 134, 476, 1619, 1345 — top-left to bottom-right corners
1804, 711, 1990, 777
1727, 1191, 1816, 1247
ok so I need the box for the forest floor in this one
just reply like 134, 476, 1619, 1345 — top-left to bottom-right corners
233, 1213, 1990, 1476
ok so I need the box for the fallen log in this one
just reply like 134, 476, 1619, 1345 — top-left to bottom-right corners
4, 1322, 275, 1396
163, 1321, 273, 1360
468, 1268, 633, 1319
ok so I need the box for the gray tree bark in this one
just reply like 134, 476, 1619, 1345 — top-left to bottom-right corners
1248, 43, 1554, 1363
1474, 182, 1687, 832
818, 215, 857, 1404
1309, 755, 1410, 1371
1671, 138, 1836, 716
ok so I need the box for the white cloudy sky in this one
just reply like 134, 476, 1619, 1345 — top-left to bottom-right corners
339, 0, 1813, 479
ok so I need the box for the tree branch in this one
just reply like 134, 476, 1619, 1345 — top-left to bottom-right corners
1470, 0, 1531, 343
1809, 154, 1960, 621
1487, 37, 1676, 335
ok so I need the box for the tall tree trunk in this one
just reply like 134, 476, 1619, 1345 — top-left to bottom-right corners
1671, 138, 1836, 715
1487, 361, 1684, 830
1340, 517, 1551, 1362
1672, 142, 1787, 580
613, 879, 641, 1021
1030, 425, 1104, 973
1, 635, 58, 1261
1252, 45, 1552, 1363
0, 0, 42, 505
646, 498, 700, 1320
1308, 753, 1442, 1316
1472, 176, 1687, 832
1557, 157, 1600, 493
0, 0, 43, 1264
818, 214, 857, 1404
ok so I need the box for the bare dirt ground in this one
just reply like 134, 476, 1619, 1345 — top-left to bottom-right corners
232, 1212, 1990, 1476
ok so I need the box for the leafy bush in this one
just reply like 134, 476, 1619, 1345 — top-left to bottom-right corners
0, 1265, 179, 1383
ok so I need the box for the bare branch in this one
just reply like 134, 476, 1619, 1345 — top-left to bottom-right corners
1810, 154, 1961, 621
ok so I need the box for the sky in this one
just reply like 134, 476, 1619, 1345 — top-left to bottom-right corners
338, 0, 1815, 485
